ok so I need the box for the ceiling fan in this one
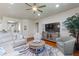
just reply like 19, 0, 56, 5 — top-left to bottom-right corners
25, 3, 46, 14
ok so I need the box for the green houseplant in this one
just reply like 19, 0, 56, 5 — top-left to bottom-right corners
64, 15, 79, 50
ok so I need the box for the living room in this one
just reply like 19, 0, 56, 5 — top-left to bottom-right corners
0, 2, 79, 56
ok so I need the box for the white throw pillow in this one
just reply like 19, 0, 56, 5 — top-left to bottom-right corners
33, 33, 42, 43
0, 47, 6, 56
34, 33, 42, 40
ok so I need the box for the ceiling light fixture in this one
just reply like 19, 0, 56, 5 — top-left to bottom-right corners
38, 14, 40, 16
56, 4, 59, 8
25, 3, 46, 14
32, 6, 37, 11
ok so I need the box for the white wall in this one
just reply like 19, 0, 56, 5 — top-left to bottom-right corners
0, 16, 34, 37
19, 19, 34, 37
0, 16, 19, 31
33, 7, 79, 37
1, 7, 79, 37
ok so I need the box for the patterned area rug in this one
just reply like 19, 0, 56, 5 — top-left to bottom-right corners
14, 44, 64, 56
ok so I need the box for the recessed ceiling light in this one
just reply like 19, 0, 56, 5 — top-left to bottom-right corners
38, 14, 40, 16
56, 4, 59, 8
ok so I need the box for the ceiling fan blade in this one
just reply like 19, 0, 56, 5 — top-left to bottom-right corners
25, 3, 32, 7
38, 5, 46, 8
33, 3, 36, 6
26, 8, 31, 10
37, 9, 43, 13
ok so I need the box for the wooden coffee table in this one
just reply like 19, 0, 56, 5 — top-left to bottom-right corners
28, 40, 45, 55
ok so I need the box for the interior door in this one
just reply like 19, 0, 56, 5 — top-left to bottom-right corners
35, 22, 39, 33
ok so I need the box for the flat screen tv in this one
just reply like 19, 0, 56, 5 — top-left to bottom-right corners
45, 23, 60, 32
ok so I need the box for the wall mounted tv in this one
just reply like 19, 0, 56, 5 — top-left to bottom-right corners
45, 23, 60, 32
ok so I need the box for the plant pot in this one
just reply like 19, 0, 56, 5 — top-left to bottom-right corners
75, 43, 79, 50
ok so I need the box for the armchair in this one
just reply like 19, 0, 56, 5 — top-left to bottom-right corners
56, 36, 76, 55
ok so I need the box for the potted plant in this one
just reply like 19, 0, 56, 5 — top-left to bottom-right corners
64, 15, 79, 50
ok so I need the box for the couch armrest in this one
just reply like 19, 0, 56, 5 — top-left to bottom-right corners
56, 38, 62, 42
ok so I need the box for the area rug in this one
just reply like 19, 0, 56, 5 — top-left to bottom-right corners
14, 44, 64, 56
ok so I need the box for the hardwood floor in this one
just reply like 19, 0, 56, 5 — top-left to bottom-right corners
44, 39, 57, 47
73, 51, 79, 56
44, 39, 79, 56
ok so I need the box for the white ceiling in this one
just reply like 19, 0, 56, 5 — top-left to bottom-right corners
0, 3, 79, 20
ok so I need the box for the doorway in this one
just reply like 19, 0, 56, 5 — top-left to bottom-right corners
35, 22, 39, 33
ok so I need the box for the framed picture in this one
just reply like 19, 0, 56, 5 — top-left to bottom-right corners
24, 25, 27, 30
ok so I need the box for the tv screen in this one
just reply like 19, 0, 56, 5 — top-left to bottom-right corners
45, 23, 60, 32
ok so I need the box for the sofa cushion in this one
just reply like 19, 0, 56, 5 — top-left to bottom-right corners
13, 39, 26, 48
57, 42, 64, 47
61, 36, 72, 42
